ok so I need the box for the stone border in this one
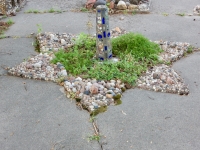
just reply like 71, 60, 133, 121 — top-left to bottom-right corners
83, 0, 151, 15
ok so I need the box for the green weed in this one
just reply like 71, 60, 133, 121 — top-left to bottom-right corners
176, 13, 185, 16
88, 135, 101, 141
6, 18, 14, 25
162, 13, 169, 16
0, 34, 6, 39
186, 45, 193, 54
36, 24, 42, 33
132, 10, 137, 15
48, 8, 56, 13
80, 7, 88, 12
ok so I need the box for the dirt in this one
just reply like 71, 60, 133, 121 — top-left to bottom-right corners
0, 22, 10, 35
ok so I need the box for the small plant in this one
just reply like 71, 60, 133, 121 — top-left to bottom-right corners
0, 34, 6, 39
48, 8, 56, 13
6, 18, 14, 25
25, 9, 41, 13
132, 10, 136, 15
36, 24, 42, 34
32, 38, 40, 52
33, 10, 40, 13
176, 13, 185, 16
88, 135, 101, 141
162, 13, 169, 16
56, 10, 62, 13
165, 61, 171, 66
25, 9, 33, 13
186, 45, 193, 54
89, 114, 97, 122
80, 7, 88, 12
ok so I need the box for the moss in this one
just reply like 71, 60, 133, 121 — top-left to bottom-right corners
113, 94, 121, 100
90, 106, 107, 116
114, 99, 122, 105
121, 87, 126, 92
75, 98, 81, 102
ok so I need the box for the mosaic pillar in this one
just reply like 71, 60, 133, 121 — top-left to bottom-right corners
96, 5, 112, 61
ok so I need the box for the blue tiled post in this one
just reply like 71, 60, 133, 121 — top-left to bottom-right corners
96, 5, 112, 61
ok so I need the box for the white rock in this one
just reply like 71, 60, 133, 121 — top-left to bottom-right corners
117, 1, 127, 10
87, 82, 92, 86
76, 77, 82, 81
72, 88, 77, 93
61, 70, 67, 76
49, 34, 54, 40
61, 39, 66, 45
34, 63, 41, 68
64, 81, 71, 86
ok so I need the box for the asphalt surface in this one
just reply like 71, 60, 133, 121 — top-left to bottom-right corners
0, 0, 200, 150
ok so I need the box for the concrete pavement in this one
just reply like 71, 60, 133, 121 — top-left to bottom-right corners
0, 0, 200, 149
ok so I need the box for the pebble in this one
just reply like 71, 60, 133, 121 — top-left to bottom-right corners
193, 5, 200, 15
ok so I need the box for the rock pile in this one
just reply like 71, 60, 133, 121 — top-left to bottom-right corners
155, 41, 191, 63
8, 53, 67, 82
136, 40, 191, 95
137, 64, 189, 95
37, 27, 125, 53
64, 77, 125, 112
37, 32, 76, 53
85, 0, 150, 13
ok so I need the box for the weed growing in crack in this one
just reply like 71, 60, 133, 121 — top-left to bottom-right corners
0, 34, 6, 39
88, 135, 101, 141
32, 38, 40, 52
48, 8, 56, 13
6, 18, 14, 25
36, 24, 42, 34
80, 7, 89, 12
176, 13, 185, 16
162, 13, 169, 16
186, 45, 193, 54
25, 9, 62, 14
89, 114, 97, 123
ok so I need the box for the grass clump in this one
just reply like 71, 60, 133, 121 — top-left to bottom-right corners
48, 8, 56, 13
80, 7, 89, 12
88, 135, 101, 141
52, 32, 162, 84
6, 18, 14, 25
51, 33, 96, 75
162, 13, 169, 16
176, 13, 185, 16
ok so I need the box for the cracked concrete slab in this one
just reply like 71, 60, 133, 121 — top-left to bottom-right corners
0, 76, 101, 150
0, 38, 37, 75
